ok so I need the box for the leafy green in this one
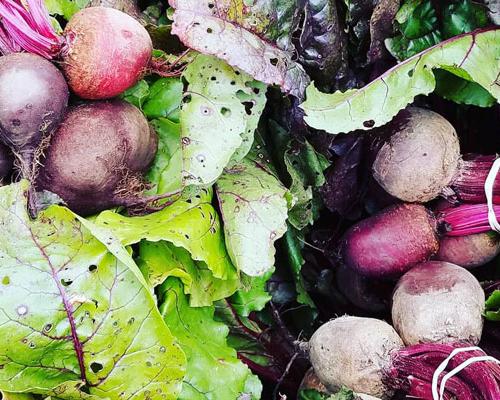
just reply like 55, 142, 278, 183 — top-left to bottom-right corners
181, 55, 267, 186
159, 278, 261, 400
229, 270, 274, 317
137, 241, 239, 307
44, 0, 88, 20
442, 0, 488, 38
215, 158, 290, 276
168, 0, 309, 98
301, 28, 500, 135
298, 389, 331, 400
484, 290, 500, 321
142, 78, 183, 121
0, 182, 185, 398
95, 186, 236, 281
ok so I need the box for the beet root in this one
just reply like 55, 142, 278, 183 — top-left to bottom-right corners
62, 7, 152, 99
436, 233, 500, 269
0, 53, 68, 173
372, 107, 460, 203
37, 100, 157, 216
341, 203, 439, 278
309, 316, 403, 398
392, 261, 485, 346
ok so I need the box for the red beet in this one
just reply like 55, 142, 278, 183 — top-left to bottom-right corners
37, 100, 157, 215
0, 2, 152, 99
341, 204, 439, 278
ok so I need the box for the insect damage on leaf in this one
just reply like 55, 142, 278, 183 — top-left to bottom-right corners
168, 0, 309, 98
0, 181, 185, 399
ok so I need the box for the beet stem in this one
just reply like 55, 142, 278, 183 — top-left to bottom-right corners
438, 204, 500, 236
0, 0, 63, 58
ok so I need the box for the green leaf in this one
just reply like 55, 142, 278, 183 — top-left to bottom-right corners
95, 186, 236, 280
484, 290, 500, 321
283, 226, 316, 308
145, 118, 183, 195
142, 78, 183, 121
121, 80, 151, 110
0, 181, 185, 398
301, 28, 500, 135
159, 278, 262, 400
398, 0, 437, 39
44, 0, 88, 20
434, 69, 496, 107
215, 158, 289, 276
137, 241, 239, 307
442, 0, 488, 38
181, 55, 267, 186
229, 270, 274, 317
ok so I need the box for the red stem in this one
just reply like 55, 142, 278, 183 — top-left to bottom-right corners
452, 154, 500, 204
0, 0, 63, 58
438, 203, 500, 236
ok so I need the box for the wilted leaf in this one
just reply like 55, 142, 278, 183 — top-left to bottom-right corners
0, 182, 185, 398
181, 55, 267, 185
159, 278, 262, 400
96, 186, 236, 280
137, 241, 239, 307
301, 28, 500, 134
215, 158, 289, 276
168, 0, 309, 97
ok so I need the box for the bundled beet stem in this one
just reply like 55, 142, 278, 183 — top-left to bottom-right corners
387, 343, 500, 400
438, 204, 500, 236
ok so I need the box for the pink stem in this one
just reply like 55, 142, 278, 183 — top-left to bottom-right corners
438, 203, 500, 236
452, 154, 500, 204
0, 0, 63, 58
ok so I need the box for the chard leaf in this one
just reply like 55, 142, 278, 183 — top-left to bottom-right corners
442, 0, 489, 38
215, 158, 289, 276
484, 289, 500, 321
0, 182, 185, 398
95, 187, 236, 280
142, 78, 183, 121
168, 0, 309, 97
159, 278, 262, 400
301, 28, 500, 135
137, 241, 239, 307
181, 55, 267, 186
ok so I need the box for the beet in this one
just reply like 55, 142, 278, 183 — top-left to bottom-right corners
392, 261, 485, 346
0, 2, 152, 99
37, 100, 157, 215
436, 233, 500, 269
341, 203, 439, 278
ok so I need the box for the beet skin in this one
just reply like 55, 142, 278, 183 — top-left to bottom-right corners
341, 204, 439, 278
37, 100, 157, 215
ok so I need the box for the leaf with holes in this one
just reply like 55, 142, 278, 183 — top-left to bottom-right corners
300, 28, 500, 134
181, 55, 267, 185
0, 181, 186, 399
168, 0, 309, 98
137, 241, 239, 307
159, 278, 262, 400
215, 158, 290, 276
95, 186, 236, 281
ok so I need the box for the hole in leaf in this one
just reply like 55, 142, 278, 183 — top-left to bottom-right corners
269, 58, 279, 66
253, 87, 260, 94
363, 120, 375, 128
183, 94, 192, 104
230, 81, 236, 85
408, 69, 414, 77
208, 3, 214, 8
210, 76, 216, 81
88, 265, 97, 272
90, 362, 103, 373
2, 276, 9, 285
61, 278, 73, 287
242, 101, 254, 115
207, 28, 213, 33
220, 107, 231, 117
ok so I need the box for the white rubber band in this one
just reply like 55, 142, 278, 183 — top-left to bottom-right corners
431, 346, 500, 400
484, 157, 500, 232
